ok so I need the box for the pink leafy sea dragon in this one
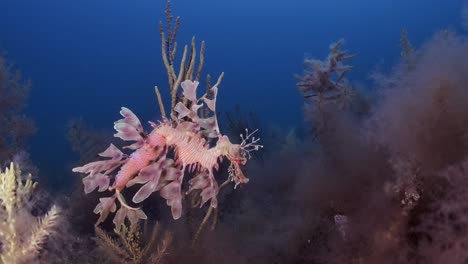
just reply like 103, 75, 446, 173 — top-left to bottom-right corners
73, 80, 262, 228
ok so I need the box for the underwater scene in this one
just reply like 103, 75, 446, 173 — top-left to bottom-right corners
1, 0, 468, 263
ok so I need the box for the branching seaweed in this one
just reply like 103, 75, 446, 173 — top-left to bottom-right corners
0, 163, 60, 263
296, 39, 355, 136
155, 0, 220, 118
95, 221, 172, 264
0, 55, 35, 162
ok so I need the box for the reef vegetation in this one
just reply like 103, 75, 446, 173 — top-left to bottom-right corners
2, 1, 468, 263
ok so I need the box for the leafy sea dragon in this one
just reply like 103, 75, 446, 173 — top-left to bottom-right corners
72, 80, 262, 228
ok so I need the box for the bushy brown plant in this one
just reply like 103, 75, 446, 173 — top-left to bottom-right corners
178, 31, 468, 264
0, 55, 35, 162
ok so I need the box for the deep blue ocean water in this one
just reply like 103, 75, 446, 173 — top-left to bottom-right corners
0, 0, 464, 190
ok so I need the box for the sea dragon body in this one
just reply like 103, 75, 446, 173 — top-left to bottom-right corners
73, 80, 261, 228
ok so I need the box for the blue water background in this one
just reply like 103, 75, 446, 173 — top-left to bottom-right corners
0, 0, 463, 189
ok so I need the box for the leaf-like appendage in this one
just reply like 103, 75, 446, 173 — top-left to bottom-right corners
83, 173, 110, 193
160, 181, 182, 219
94, 196, 117, 225
119, 107, 143, 132
72, 159, 124, 177
133, 182, 158, 204
187, 171, 218, 208
99, 144, 125, 160
203, 86, 218, 111
181, 80, 199, 102
113, 207, 147, 232
114, 107, 145, 143
174, 102, 191, 119
187, 172, 209, 194
114, 122, 143, 142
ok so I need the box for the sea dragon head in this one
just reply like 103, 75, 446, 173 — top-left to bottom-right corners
216, 129, 263, 188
